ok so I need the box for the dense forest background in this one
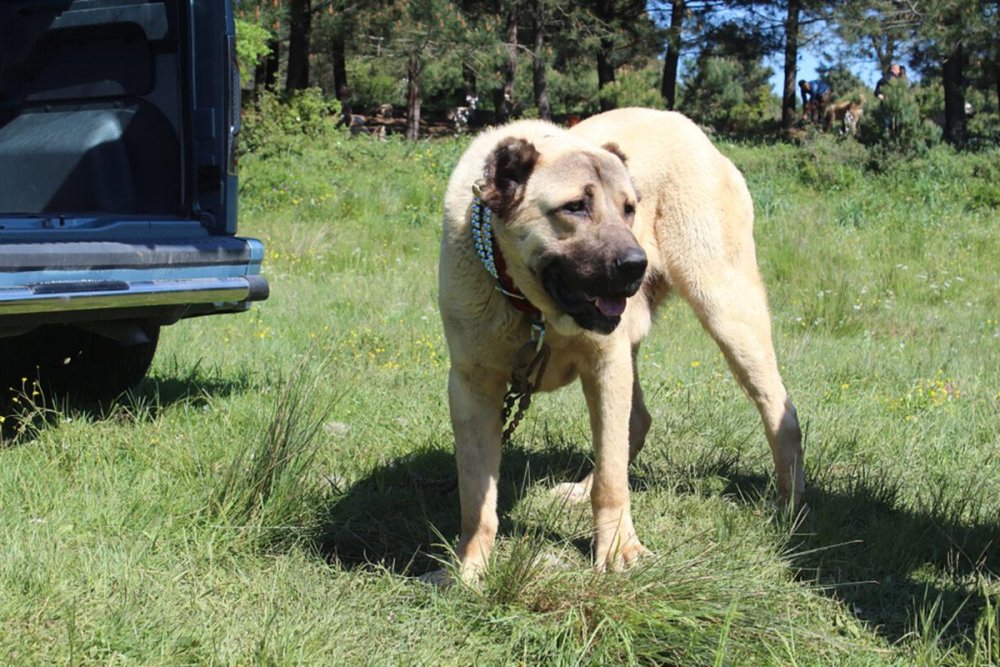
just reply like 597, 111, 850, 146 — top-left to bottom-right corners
234, 0, 1000, 148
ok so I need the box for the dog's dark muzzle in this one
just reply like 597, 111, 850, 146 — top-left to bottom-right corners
542, 247, 648, 334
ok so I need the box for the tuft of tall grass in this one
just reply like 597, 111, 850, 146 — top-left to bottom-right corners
479, 472, 590, 607
1, 377, 49, 444
464, 531, 869, 665
210, 357, 336, 550
971, 589, 999, 665
434, 467, 864, 664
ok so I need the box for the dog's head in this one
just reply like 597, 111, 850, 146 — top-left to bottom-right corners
478, 135, 646, 335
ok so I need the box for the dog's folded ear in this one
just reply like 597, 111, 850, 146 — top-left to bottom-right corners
602, 142, 628, 166
480, 137, 539, 218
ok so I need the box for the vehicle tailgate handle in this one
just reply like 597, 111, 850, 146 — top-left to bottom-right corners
32, 280, 129, 294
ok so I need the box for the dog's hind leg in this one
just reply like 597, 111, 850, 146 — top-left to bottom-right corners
553, 345, 651, 505
669, 255, 804, 507
628, 344, 653, 461
448, 366, 507, 583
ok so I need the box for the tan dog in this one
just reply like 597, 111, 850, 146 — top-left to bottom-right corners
824, 96, 864, 135
438, 108, 803, 582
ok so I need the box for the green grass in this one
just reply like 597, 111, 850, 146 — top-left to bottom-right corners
2, 130, 1000, 664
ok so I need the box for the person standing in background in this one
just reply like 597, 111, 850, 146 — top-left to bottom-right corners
875, 63, 905, 100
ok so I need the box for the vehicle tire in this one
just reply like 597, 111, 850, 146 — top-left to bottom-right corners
0, 323, 160, 403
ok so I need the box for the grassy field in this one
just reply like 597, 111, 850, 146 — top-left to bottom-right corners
2, 127, 999, 665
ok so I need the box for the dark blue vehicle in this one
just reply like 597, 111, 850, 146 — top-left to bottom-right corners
0, 0, 267, 399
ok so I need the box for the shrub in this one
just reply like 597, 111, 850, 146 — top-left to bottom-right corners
234, 18, 272, 87
967, 151, 1000, 208
597, 62, 664, 110
859, 78, 940, 171
545, 64, 601, 117
679, 56, 778, 136
339, 59, 404, 113
967, 112, 1000, 149
913, 82, 945, 124
795, 132, 868, 191
240, 88, 342, 157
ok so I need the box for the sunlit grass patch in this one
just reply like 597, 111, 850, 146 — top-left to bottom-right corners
1, 136, 999, 664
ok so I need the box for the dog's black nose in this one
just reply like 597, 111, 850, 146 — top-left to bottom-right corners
614, 247, 647, 285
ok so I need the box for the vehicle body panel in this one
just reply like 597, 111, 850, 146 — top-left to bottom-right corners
0, 0, 266, 337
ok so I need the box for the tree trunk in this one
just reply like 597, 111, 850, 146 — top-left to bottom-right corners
781, 0, 801, 131
596, 0, 616, 111
995, 61, 1000, 119
660, 0, 685, 109
285, 0, 312, 92
995, 0, 1000, 115
462, 61, 477, 100
257, 36, 280, 95
532, 19, 551, 120
597, 46, 616, 111
406, 54, 422, 141
494, 7, 518, 123
332, 30, 348, 102
942, 45, 966, 148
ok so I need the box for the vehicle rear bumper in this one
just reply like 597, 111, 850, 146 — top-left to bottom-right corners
0, 233, 268, 324
0, 275, 268, 315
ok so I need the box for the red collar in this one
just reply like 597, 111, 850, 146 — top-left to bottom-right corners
491, 236, 543, 322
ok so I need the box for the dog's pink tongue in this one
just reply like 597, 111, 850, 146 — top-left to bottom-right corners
595, 296, 626, 317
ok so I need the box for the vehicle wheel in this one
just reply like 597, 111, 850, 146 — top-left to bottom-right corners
0, 323, 160, 403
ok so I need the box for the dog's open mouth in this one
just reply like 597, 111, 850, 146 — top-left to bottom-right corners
542, 267, 641, 334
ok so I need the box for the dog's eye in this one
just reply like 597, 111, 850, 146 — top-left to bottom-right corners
561, 200, 587, 215
624, 202, 636, 217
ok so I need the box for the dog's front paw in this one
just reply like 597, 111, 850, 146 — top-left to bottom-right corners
596, 538, 649, 572
593, 519, 649, 572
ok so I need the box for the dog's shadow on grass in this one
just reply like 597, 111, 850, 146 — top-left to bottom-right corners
670, 453, 1000, 647
316, 440, 998, 646
314, 441, 593, 576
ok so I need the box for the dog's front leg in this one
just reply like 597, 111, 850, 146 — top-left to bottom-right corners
449, 365, 506, 583
579, 335, 648, 571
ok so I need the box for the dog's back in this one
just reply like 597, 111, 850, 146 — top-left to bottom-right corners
569, 108, 757, 300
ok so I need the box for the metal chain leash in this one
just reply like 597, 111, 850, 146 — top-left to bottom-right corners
470, 182, 550, 447
500, 334, 550, 446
